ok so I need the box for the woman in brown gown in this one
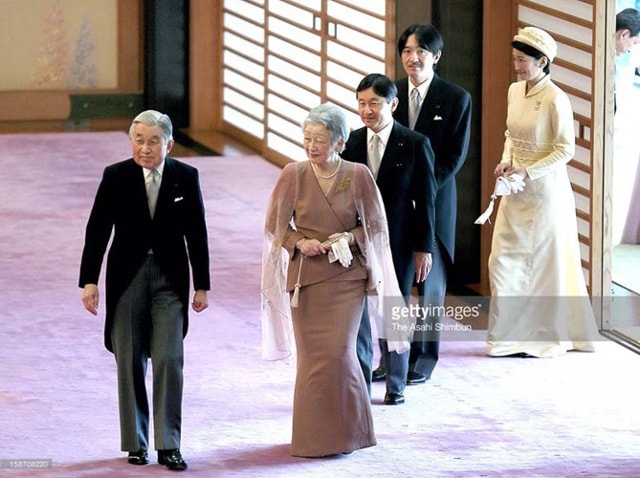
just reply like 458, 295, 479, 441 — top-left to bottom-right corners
261, 103, 405, 457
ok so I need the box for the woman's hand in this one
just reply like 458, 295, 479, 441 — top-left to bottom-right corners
297, 238, 327, 257
494, 163, 511, 177
510, 167, 527, 178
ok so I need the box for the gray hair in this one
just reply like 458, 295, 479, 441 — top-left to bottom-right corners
302, 103, 350, 153
129, 110, 173, 141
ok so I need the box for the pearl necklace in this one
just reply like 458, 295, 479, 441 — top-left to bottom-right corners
311, 158, 342, 179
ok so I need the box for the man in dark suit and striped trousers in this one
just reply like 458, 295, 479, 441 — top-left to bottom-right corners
342, 73, 437, 405
391, 24, 472, 385
79, 110, 210, 471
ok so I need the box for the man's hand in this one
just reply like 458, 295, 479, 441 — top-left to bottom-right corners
192, 289, 209, 312
414, 252, 432, 283
82, 284, 99, 316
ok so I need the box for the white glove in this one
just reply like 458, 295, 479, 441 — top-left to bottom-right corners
329, 237, 353, 267
506, 172, 525, 193
494, 173, 525, 196
494, 176, 512, 196
323, 232, 353, 268
475, 172, 526, 225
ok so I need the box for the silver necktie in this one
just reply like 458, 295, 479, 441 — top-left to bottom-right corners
147, 169, 160, 218
409, 87, 421, 130
369, 134, 382, 177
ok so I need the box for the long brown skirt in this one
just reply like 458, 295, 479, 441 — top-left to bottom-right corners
290, 279, 376, 457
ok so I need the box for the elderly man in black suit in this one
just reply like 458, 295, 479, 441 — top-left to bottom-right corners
79, 110, 210, 471
372, 24, 471, 386
342, 73, 437, 405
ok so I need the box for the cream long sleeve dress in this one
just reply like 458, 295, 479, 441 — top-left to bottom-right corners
486, 75, 600, 357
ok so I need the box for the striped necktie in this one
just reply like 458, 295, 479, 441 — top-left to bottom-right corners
147, 169, 160, 217
369, 134, 382, 177
409, 87, 421, 130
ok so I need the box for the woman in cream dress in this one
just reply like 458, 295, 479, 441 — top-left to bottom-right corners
487, 27, 599, 358
261, 104, 406, 457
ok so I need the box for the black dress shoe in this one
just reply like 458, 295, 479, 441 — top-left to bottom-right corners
383, 392, 405, 405
406, 371, 428, 385
509, 352, 536, 358
158, 449, 188, 471
372, 367, 386, 382
127, 449, 149, 465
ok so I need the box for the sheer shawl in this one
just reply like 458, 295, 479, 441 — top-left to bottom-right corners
261, 160, 410, 362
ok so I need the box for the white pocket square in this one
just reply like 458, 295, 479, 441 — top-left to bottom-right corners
433, 115, 443, 120
174, 196, 184, 202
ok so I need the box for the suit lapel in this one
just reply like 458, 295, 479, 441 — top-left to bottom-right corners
395, 80, 410, 126
124, 159, 153, 221
153, 157, 175, 220
377, 122, 404, 181
348, 127, 368, 165
417, 75, 444, 130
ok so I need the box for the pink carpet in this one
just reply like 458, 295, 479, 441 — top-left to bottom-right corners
1, 131, 640, 477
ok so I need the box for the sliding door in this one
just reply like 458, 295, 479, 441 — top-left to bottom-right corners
221, 0, 394, 165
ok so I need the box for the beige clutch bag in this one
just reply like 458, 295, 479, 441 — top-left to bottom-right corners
321, 232, 349, 247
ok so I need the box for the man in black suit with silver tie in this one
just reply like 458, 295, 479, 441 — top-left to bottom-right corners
382, 24, 472, 385
342, 73, 437, 405
79, 110, 210, 471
